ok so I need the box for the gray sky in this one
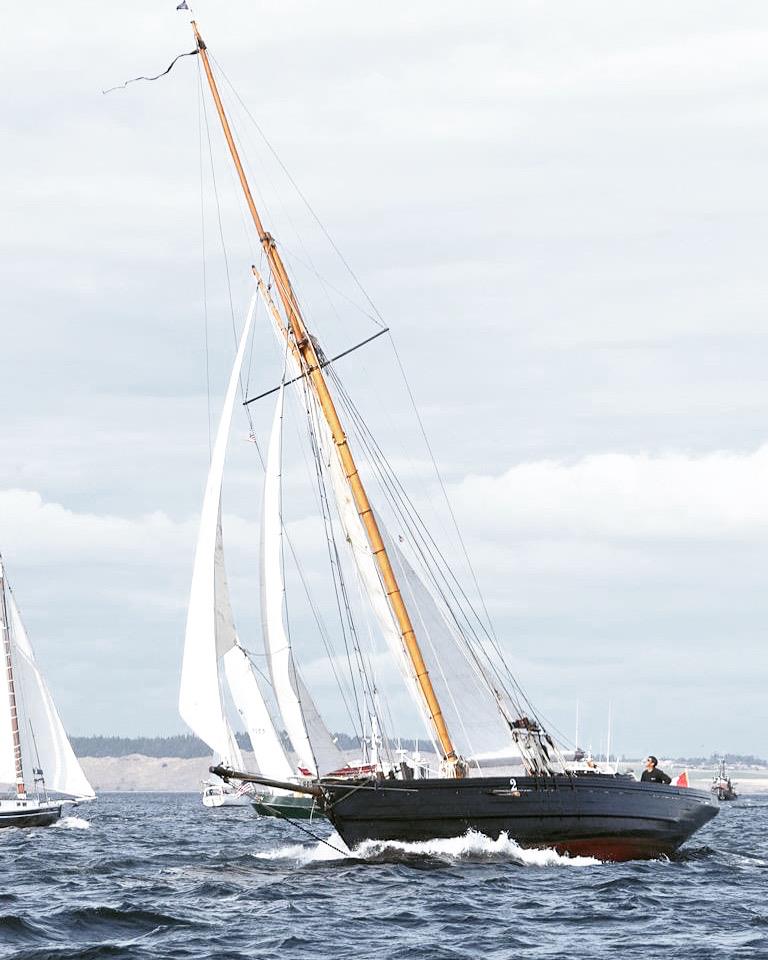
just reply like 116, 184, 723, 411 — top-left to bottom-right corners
1, 1, 766, 758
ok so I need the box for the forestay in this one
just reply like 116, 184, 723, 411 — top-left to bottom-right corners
179, 294, 257, 767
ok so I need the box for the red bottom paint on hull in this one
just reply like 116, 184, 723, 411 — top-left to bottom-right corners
549, 836, 676, 862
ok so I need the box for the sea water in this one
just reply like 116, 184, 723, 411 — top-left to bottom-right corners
0, 792, 764, 959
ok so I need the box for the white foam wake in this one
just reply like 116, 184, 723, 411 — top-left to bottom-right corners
258, 829, 599, 867
56, 815, 90, 830
255, 831, 350, 864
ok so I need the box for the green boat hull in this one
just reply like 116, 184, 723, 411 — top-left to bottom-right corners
251, 794, 324, 821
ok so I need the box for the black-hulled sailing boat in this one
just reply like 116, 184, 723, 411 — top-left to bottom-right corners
173, 13, 719, 861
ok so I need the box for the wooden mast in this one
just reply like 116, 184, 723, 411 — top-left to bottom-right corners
192, 22, 462, 774
0, 562, 26, 798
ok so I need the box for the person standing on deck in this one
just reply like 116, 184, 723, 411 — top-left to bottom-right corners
641, 756, 672, 784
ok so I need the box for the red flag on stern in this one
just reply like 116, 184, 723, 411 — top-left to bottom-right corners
675, 770, 689, 788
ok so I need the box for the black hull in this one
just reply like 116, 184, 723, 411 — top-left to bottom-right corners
319, 774, 719, 862
0, 805, 62, 829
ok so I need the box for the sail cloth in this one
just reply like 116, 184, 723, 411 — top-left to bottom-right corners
302, 388, 440, 755
1, 588, 94, 798
260, 385, 347, 777
258, 309, 441, 756
179, 294, 258, 766
301, 372, 513, 765
0, 578, 16, 787
222, 644, 294, 781
382, 529, 515, 765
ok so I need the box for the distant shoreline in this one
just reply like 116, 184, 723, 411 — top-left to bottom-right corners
78, 753, 768, 794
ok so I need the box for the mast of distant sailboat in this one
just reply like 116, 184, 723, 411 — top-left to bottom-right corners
0, 562, 25, 799
190, 19, 463, 776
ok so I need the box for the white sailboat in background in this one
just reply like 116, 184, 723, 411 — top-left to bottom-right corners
0, 556, 95, 828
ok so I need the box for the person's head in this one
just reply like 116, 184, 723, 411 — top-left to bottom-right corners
645, 755, 658, 771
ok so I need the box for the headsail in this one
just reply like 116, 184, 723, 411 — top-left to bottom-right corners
222, 644, 294, 781
179, 294, 257, 766
6, 590, 95, 798
261, 385, 347, 777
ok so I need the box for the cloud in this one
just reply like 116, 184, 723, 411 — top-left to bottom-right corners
2, 0, 768, 753
451, 446, 768, 542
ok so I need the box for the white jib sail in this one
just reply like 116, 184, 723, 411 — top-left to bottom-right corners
6, 588, 94, 799
261, 385, 347, 777
222, 644, 294, 781
179, 293, 257, 767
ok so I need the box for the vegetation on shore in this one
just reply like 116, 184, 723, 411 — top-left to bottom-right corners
70, 732, 364, 758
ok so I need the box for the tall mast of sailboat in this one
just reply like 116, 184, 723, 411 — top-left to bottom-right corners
191, 20, 462, 774
0, 560, 26, 798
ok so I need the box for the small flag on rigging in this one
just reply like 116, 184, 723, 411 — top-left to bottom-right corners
176, 1, 189, 9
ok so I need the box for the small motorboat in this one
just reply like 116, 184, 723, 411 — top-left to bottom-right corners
711, 760, 738, 801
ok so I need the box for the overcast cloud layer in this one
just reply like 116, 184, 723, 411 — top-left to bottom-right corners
1, 1, 766, 758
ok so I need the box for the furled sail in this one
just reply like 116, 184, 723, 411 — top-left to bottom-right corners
222, 644, 294, 781
179, 294, 257, 766
7, 591, 95, 798
261, 385, 347, 777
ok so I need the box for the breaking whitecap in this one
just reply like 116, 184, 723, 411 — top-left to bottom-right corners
256, 829, 600, 867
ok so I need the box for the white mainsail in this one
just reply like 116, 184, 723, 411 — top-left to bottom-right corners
383, 529, 515, 763
305, 383, 513, 764
302, 387, 440, 754
222, 645, 294, 781
0, 573, 94, 799
261, 385, 347, 777
179, 294, 257, 767
0, 577, 16, 788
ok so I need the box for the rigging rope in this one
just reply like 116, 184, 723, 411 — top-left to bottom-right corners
254, 800, 350, 857
102, 49, 198, 95
197, 64, 212, 460
210, 53, 386, 331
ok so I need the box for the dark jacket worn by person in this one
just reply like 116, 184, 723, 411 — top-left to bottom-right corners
641, 767, 671, 784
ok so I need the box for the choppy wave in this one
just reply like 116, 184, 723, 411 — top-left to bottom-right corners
257, 828, 600, 867
55, 816, 90, 830
0, 792, 761, 960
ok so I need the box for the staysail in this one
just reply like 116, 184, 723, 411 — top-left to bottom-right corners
179, 294, 257, 766
261, 385, 347, 777
222, 644, 294, 781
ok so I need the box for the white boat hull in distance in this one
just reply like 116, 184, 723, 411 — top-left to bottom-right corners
0, 797, 62, 828
201, 780, 252, 808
